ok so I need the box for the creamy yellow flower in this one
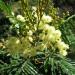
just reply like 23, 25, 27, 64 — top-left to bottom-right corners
28, 37, 33, 42
23, 49, 31, 57
48, 26, 55, 33
16, 39, 20, 44
41, 43, 47, 50
9, 18, 16, 23
43, 24, 51, 31
55, 30, 61, 37
26, 26, 29, 29
59, 50, 67, 56
0, 43, 3, 47
27, 30, 33, 36
46, 34, 55, 42
38, 22, 44, 29
39, 32, 44, 40
3, 46, 6, 49
52, 30, 61, 42
34, 13, 38, 18
57, 41, 69, 51
15, 24, 19, 28
34, 25, 37, 31
23, 48, 36, 57
17, 15, 25, 22
0, 42, 6, 49
32, 6, 37, 11
36, 43, 47, 51
42, 14, 53, 23
43, 25, 55, 34
11, 12, 15, 16
23, 49, 30, 55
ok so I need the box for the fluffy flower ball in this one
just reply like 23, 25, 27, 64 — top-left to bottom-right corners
17, 15, 25, 22
42, 14, 53, 23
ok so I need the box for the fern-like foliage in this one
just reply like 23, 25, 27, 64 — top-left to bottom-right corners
60, 15, 75, 55
44, 54, 75, 75
0, 48, 39, 75
0, 48, 75, 75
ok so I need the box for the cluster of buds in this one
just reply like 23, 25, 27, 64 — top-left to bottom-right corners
7, 8, 69, 57
38, 14, 69, 56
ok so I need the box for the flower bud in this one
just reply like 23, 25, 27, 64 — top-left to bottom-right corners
42, 14, 53, 23
17, 15, 25, 22
28, 37, 33, 42
16, 39, 20, 44
27, 30, 33, 36
32, 6, 37, 12
9, 18, 16, 23
15, 24, 19, 28
11, 12, 15, 16
57, 41, 69, 51
60, 50, 67, 56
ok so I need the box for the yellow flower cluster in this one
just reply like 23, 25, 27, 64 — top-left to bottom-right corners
38, 14, 69, 56
7, 9, 69, 57
42, 14, 53, 23
56, 40, 69, 56
9, 13, 25, 23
